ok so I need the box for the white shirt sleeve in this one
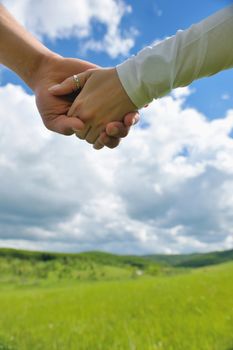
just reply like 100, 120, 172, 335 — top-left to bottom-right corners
116, 5, 233, 109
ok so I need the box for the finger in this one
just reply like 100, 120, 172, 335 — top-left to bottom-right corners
85, 126, 104, 144
75, 123, 92, 140
93, 131, 105, 148
48, 77, 77, 95
123, 112, 140, 127
67, 97, 82, 118
93, 141, 104, 150
104, 137, 121, 149
47, 115, 85, 136
48, 72, 88, 96
96, 131, 121, 149
105, 122, 130, 138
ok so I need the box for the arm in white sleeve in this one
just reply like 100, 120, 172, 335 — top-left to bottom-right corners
116, 5, 233, 109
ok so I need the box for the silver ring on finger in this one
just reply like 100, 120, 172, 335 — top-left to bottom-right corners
73, 74, 81, 90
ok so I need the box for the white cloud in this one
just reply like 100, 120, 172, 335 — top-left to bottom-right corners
2, 0, 136, 58
0, 85, 233, 254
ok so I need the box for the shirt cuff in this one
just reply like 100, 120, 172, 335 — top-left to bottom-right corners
116, 58, 152, 109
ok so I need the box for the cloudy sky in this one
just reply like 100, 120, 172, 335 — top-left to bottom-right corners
0, 0, 233, 255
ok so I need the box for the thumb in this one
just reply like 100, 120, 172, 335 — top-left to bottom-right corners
48, 72, 89, 96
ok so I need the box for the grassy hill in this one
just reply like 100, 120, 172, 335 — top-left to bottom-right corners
0, 248, 164, 285
0, 247, 233, 286
2, 247, 233, 268
143, 248, 233, 267
0, 248, 154, 267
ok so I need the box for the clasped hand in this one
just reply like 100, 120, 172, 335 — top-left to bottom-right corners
49, 67, 138, 150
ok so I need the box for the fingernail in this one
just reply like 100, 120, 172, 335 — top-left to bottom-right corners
109, 127, 118, 136
48, 84, 60, 91
132, 118, 137, 125
93, 144, 104, 150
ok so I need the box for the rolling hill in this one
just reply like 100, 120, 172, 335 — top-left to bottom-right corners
143, 248, 233, 267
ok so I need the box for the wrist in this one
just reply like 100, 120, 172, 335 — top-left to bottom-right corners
28, 50, 62, 91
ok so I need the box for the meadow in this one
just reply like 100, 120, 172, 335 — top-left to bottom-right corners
0, 249, 232, 350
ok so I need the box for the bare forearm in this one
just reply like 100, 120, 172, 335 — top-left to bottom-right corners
0, 4, 55, 90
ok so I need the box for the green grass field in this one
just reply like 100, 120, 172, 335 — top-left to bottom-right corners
0, 251, 233, 350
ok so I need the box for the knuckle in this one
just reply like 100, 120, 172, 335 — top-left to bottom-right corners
82, 109, 95, 120
44, 121, 53, 132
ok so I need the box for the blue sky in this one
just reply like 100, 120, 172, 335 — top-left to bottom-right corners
0, 0, 233, 255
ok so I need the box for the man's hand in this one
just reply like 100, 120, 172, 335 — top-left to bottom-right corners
34, 55, 95, 135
